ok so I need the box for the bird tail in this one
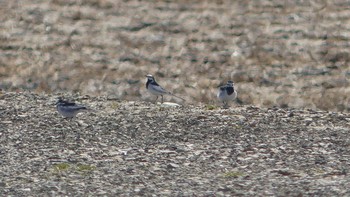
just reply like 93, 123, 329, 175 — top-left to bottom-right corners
84, 107, 96, 112
169, 92, 186, 101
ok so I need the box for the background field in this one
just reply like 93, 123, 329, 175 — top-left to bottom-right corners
1, 0, 350, 111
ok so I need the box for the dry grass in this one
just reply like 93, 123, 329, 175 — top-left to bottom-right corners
0, 0, 349, 111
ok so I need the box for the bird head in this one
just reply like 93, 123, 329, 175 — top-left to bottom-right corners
56, 97, 62, 105
146, 74, 155, 81
227, 80, 234, 86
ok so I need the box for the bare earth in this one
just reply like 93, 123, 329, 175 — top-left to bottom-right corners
1, 0, 350, 196
0, 0, 350, 111
1, 92, 350, 196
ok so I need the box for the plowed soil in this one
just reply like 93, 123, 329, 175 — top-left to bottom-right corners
0, 0, 350, 111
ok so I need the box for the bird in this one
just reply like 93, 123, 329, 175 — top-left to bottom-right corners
56, 98, 88, 118
217, 80, 237, 108
145, 74, 185, 103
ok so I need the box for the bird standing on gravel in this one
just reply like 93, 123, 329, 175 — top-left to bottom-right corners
56, 98, 88, 118
217, 80, 237, 108
145, 74, 185, 103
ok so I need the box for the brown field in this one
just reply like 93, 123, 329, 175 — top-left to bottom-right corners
1, 0, 349, 111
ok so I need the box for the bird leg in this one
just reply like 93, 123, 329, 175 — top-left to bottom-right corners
161, 95, 164, 103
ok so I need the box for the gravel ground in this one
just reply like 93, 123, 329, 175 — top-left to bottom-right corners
1, 92, 350, 196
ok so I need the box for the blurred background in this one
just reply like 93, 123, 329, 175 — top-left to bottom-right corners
0, 0, 349, 111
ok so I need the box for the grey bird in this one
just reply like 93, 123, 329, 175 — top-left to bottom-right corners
56, 98, 88, 118
146, 74, 185, 103
217, 80, 237, 108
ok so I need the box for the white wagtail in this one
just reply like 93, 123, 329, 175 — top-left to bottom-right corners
217, 80, 237, 108
56, 98, 88, 118
146, 74, 185, 103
